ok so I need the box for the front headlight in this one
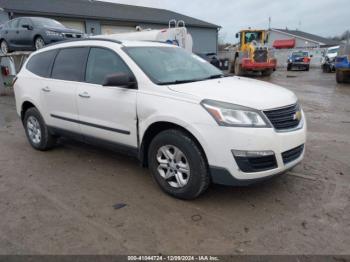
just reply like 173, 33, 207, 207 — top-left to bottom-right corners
201, 99, 270, 127
45, 31, 63, 37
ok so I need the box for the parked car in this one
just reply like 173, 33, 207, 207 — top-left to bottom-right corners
287, 51, 312, 71
321, 46, 339, 73
14, 38, 306, 199
0, 17, 84, 54
335, 43, 350, 83
197, 53, 223, 69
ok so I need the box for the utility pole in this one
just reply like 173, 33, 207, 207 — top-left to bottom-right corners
268, 17, 271, 29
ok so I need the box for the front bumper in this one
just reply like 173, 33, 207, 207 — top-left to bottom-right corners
289, 62, 309, 67
193, 113, 307, 185
241, 59, 277, 70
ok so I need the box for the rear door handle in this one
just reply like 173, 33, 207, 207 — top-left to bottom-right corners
79, 92, 90, 98
42, 86, 51, 92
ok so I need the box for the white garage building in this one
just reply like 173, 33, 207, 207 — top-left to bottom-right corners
0, 0, 220, 53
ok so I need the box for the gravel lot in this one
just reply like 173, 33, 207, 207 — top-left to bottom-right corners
0, 69, 349, 255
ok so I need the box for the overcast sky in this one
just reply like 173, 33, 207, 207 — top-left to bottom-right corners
102, 0, 349, 43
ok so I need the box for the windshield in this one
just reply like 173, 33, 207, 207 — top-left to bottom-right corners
124, 47, 223, 85
292, 51, 308, 57
32, 18, 65, 28
245, 32, 262, 44
328, 48, 339, 54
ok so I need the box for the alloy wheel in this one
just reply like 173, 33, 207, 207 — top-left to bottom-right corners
156, 145, 190, 188
1, 41, 8, 54
35, 38, 45, 50
27, 116, 42, 144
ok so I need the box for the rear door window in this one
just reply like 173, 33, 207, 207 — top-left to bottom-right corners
51, 47, 89, 82
85, 47, 132, 85
26, 50, 58, 78
7, 19, 19, 29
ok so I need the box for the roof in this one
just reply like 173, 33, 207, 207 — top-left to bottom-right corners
0, 0, 219, 29
271, 28, 340, 46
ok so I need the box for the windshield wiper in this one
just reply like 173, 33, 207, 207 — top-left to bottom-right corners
158, 74, 226, 85
158, 79, 204, 85
207, 74, 225, 79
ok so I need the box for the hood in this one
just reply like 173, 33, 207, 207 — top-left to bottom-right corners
327, 53, 338, 59
167, 76, 298, 110
44, 26, 82, 34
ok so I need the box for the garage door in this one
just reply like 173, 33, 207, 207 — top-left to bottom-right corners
101, 25, 135, 35
58, 20, 85, 33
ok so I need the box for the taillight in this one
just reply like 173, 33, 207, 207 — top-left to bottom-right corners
1, 66, 10, 76
303, 57, 310, 63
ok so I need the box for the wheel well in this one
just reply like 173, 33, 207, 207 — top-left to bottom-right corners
140, 122, 208, 168
33, 35, 43, 43
21, 101, 35, 121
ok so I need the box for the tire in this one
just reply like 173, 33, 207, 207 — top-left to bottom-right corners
34, 36, 45, 50
287, 64, 292, 71
0, 40, 9, 54
336, 70, 345, 83
148, 129, 210, 200
261, 69, 273, 77
23, 107, 56, 151
229, 60, 235, 74
305, 65, 310, 71
234, 58, 243, 76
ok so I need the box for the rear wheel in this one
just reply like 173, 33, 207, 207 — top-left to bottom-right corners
261, 69, 273, 77
34, 36, 45, 50
336, 70, 344, 83
0, 40, 9, 54
23, 107, 56, 151
148, 129, 209, 200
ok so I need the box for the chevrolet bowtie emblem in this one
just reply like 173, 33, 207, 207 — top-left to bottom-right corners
293, 111, 302, 121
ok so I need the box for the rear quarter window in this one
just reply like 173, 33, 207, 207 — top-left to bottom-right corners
26, 50, 58, 78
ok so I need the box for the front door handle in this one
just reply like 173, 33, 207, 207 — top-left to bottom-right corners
42, 86, 51, 92
79, 92, 90, 98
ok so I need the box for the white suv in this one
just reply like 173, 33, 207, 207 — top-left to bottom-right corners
14, 38, 306, 199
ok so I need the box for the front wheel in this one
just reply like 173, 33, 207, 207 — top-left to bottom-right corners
148, 129, 210, 200
34, 36, 45, 50
0, 40, 9, 54
336, 70, 344, 83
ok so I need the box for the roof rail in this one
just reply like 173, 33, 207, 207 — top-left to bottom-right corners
46, 37, 123, 48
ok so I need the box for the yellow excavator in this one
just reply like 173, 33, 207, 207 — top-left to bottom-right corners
231, 29, 277, 76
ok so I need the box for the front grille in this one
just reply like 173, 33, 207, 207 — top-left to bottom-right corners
254, 49, 268, 63
282, 144, 304, 164
264, 104, 301, 131
234, 155, 278, 173
63, 33, 82, 38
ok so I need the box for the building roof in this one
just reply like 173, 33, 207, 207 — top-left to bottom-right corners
0, 0, 219, 29
271, 28, 339, 46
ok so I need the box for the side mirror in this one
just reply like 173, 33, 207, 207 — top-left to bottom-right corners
103, 73, 137, 88
22, 24, 32, 30
235, 33, 239, 39
22, 24, 33, 30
